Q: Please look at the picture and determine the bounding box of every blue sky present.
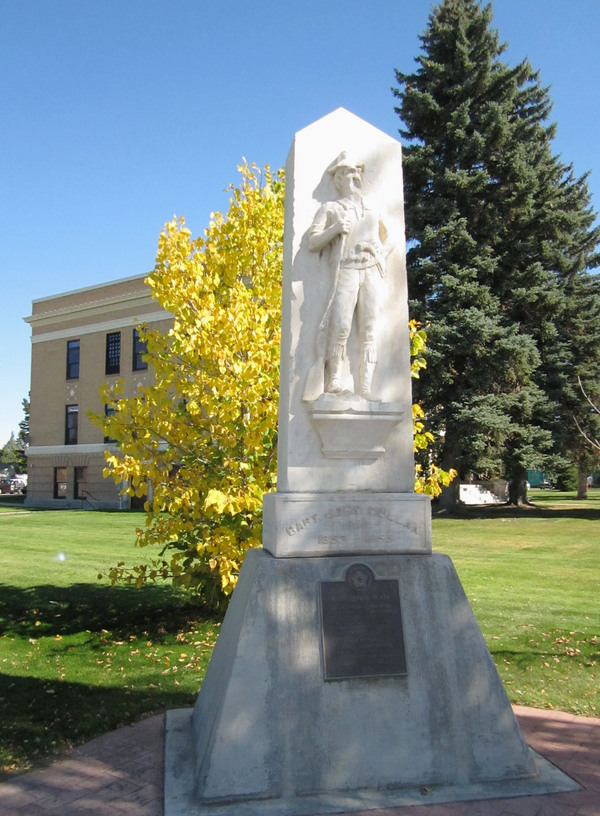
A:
[1,0,599,445]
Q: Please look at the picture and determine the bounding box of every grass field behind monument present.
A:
[434,490,599,718]
[0,491,598,776]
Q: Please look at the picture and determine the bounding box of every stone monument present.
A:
[164,109,579,815]
[265,107,431,559]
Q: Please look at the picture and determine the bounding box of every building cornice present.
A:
[24,290,163,327]
[28,310,171,344]
[30,273,150,306]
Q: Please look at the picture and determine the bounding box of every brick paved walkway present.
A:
[0,715,163,816]
[0,706,598,815]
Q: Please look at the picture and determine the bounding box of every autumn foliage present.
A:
[93,163,283,608]
[410,320,457,497]
[94,163,453,609]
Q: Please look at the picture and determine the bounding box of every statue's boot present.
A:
[326,357,344,394]
[359,361,376,398]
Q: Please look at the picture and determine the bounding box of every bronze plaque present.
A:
[319,564,407,681]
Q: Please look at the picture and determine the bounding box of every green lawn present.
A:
[433,489,599,718]
[0,491,598,777]
[0,508,220,775]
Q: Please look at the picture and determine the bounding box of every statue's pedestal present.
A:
[305,393,404,460]
[164,549,579,816]
[263,491,431,557]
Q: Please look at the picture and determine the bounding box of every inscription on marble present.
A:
[284,504,420,538]
[285,514,319,537]
[319,564,407,681]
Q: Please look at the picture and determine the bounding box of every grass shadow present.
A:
[0,582,219,776]
[0,671,193,776]
[433,501,600,522]
[0,582,217,641]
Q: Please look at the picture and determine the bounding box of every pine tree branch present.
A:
[578,375,600,416]
[574,416,600,452]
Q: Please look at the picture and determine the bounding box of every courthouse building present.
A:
[24,274,171,508]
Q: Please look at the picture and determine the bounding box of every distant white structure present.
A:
[459,479,509,505]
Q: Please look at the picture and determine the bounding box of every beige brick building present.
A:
[24,274,172,508]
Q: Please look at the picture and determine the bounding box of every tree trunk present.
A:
[508,466,529,505]
[576,465,588,500]
[436,443,461,511]
[437,477,460,512]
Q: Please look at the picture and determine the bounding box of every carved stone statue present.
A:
[304,151,391,400]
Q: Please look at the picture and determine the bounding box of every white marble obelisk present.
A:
[264,108,431,558]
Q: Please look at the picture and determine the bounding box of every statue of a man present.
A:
[304,151,390,400]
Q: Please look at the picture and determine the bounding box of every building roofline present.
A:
[30,272,151,306]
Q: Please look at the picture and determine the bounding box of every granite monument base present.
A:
[164,549,579,815]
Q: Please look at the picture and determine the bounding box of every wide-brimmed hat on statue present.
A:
[326,150,365,175]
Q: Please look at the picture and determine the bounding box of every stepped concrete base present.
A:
[164,549,580,815]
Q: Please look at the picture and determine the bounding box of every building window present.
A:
[132,329,148,371]
[74,466,88,500]
[105,332,121,375]
[104,404,117,444]
[66,339,80,379]
[65,404,78,445]
[54,467,67,499]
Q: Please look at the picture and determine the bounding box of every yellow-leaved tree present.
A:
[410,320,457,496]
[93,163,283,609]
[94,163,454,610]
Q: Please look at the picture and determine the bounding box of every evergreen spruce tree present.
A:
[393,0,600,504]
[0,433,19,467]
[16,396,29,474]
[557,269,600,497]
